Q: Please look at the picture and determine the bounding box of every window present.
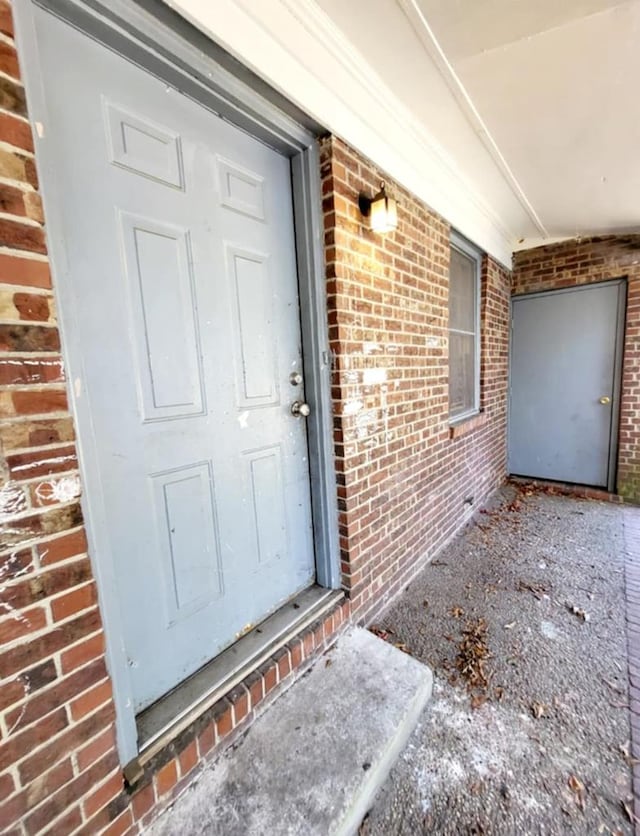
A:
[448,233,481,422]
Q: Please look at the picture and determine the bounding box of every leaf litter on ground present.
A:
[517,580,549,600]
[455,617,496,707]
[368,624,414,657]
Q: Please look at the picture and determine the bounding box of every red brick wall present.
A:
[320,135,511,621]
[512,236,640,500]
[0,4,124,831]
[0,5,511,830]
[0,5,350,833]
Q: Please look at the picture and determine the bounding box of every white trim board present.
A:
[162,0,518,266]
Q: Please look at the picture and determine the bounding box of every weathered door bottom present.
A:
[126,586,343,782]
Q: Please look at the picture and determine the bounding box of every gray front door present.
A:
[509,281,625,489]
[34,11,315,711]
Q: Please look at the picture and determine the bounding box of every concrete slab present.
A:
[148,627,433,836]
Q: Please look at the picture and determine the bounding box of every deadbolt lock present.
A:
[599,396,611,405]
[289,371,303,386]
[291,400,311,417]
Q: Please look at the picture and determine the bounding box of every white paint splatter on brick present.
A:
[0,552,31,581]
[4,674,31,737]
[11,454,76,474]
[363,368,387,385]
[34,474,81,505]
[0,482,27,522]
[0,357,61,384]
[355,410,379,441]
[0,547,38,740]
[343,400,363,416]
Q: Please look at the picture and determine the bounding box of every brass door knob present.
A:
[599,396,611,405]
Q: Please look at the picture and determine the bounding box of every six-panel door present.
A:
[34,10,315,711]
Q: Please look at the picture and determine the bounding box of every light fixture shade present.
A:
[370,190,398,233]
[358,182,398,233]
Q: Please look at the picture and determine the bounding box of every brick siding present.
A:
[320,135,511,621]
[512,236,640,501]
[0,3,348,830]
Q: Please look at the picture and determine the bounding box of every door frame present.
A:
[14,0,340,764]
[508,278,627,492]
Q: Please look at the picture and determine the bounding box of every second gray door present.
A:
[34,10,315,711]
[509,281,625,489]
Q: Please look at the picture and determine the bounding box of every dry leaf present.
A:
[621,799,639,824]
[448,606,465,618]
[603,678,624,695]
[568,774,584,794]
[470,694,487,710]
[325,658,333,668]
[358,812,370,835]
[568,774,586,812]
[368,625,389,640]
[517,580,549,600]
[566,603,590,622]
[598,825,624,835]
[618,742,640,766]
[531,701,548,719]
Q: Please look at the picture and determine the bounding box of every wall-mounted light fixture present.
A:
[358,181,398,233]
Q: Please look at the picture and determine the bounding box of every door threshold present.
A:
[132,586,342,771]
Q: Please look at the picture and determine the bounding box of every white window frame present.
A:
[449,231,482,423]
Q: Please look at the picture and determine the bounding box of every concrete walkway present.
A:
[148,627,432,835]
[363,484,637,835]
[147,485,638,835]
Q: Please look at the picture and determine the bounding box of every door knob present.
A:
[599,396,611,405]
[291,400,311,417]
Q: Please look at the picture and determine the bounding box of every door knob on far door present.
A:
[599,396,611,405]
[291,400,311,417]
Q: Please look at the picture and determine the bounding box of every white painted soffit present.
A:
[417,0,640,246]
[162,0,533,266]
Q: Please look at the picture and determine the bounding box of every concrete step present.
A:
[148,626,433,836]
